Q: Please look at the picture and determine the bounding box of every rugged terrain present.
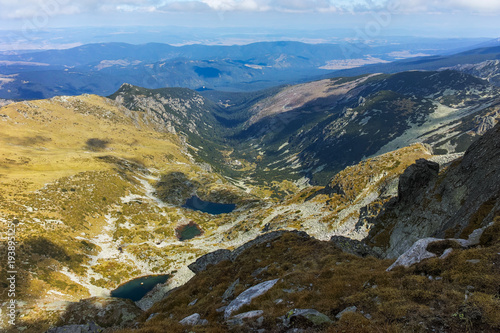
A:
[115,122,499,332]
[110,70,500,184]
[0,70,499,332]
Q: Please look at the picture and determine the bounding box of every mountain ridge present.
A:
[4,38,500,100]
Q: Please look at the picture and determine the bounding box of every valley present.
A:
[0,42,499,333]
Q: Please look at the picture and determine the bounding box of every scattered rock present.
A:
[46,322,103,333]
[466,259,481,264]
[179,313,208,326]
[335,306,357,320]
[188,299,198,306]
[284,308,333,328]
[222,278,240,302]
[146,313,158,322]
[226,310,264,327]
[225,279,279,319]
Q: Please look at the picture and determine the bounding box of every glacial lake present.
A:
[176,222,203,241]
[110,275,170,302]
[182,195,236,215]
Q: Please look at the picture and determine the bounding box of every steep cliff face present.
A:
[367,122,500,258]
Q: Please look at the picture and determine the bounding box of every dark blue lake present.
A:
[182,195,236,215]
[110,275,170,302]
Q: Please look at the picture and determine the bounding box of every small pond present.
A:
[182,195,236,215]
[110,275,170,302]
[176,222,203,241]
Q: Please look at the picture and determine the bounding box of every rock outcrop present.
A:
[284,309,333,328]
[179,313,208,326]
[224,279,279,319]
[188,249,231,274]
[367,122,500,258]
[386,222,493,270]
[397,158,439,202]
[226,310,264,327]
[188,231,310,273]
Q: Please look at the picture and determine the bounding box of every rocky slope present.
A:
[0,92,449,332]
[93,123,499,333]
[0,98,14,107]
[367,122,500,258]
[46,224,499,332]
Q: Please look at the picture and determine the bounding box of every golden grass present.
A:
[0,95,188,193]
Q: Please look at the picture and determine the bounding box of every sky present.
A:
[0,0,499,41]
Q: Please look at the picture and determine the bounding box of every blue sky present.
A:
[0,0,499,38]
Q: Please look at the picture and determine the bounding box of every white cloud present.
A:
[1,0,499,21]
[0,0,162,19]
[158,0,339,12]
[270,0,337,13]
[158,1,210,11]
[393,0,500,14]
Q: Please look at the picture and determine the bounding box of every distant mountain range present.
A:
[2,38,500,99]
[327,42,500,80]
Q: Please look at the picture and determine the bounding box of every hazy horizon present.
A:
[0,0,499,52]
